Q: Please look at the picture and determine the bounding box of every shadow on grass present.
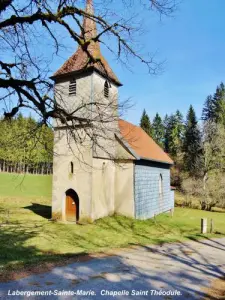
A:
[23,203,51,219]
[0,223,93,281]
[0,222,225,300]
[1,204,225,299]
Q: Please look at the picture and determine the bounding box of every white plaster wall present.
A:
[52,71,125,222]
[53,73,94,221]
[91,72,119,159]
[115,161,135,218]
[115,137,136,160]
[92,158,115,220]
[52,128,93,222]
[54,73,93,127]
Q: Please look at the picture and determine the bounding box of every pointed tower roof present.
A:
[52,0,122,86]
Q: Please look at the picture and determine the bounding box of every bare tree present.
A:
[200,121,225,210]
[182,122,225,211]
[0,0,177,160]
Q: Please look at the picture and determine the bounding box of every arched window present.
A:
[69,78,76,95]
[104,81,109,98]
[159,174,163,200]
[70,162,74,174]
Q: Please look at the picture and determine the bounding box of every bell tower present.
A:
[51,0,122,222]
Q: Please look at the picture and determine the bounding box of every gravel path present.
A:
[0,237,225,299]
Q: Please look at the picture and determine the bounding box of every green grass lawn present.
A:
[0,173,52,198]
[0,173,225,277]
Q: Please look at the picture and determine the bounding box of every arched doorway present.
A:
[65,189,79,222]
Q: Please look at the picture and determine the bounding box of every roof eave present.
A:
[50,68,92,82]
[139,156,174,165]
[50,66,123,87]
[93,68,123,87]
[116,133,174,165]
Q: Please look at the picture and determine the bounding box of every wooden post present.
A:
[201,218,207,234]
[210,219,214,234]
[6,210,10,224]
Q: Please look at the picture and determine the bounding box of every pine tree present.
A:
[163,111,184,157]
[214,83,225,125]
[140,109,152,136]
[169,110,185,158]
[175,110,185,138]
[202,95,215,121]
[163,114,170,153]
[152,113,164,147]
[202,82,225,125]
[183,105,202,176]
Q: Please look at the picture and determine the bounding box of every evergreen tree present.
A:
[152,113,164,147]
[169,111,184,157]
[214,83,225,126]
[163,114,170,153]
[140,109,152,136]
[202,95,215,121]
[175,110,185,138]
[183,105,202,176]
[202,82,225,125]
[213,83,225,118]
[167,115,178,157]
[163,111,184,157]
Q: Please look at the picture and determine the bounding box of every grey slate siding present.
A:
[134,161,174,219]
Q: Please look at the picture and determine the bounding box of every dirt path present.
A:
[0,238,225,299]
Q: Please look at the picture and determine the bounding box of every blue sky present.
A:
[2,0,225,125]
[97,0,225,125]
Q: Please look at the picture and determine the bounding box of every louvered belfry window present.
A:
[69,79,76,95]
[104,81,109,98]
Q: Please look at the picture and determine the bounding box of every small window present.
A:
[69,79,76,95]
[70,162,74,174]
[104,81,109,98]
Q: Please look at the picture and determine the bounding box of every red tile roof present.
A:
[119,119,173,164]
[52,0,121,86]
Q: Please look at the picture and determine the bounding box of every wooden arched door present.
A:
[65,189,79,222]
